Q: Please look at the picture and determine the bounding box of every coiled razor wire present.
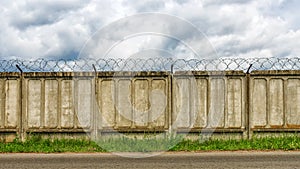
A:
[1,57,300,72]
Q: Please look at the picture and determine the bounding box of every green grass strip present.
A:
[170,136,300,151]
[0,135,300,153]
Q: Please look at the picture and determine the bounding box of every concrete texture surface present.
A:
[1,70,300,140]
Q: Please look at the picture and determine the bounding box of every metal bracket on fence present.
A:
[16,64,23,74]
[92,64,97,74]
[246,64,253,74]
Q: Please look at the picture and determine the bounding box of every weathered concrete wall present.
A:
[0,73,20,129]
[0,73,20,141]
[96,72,170,131]
[1,70,300,140]
[172,71,246,135]
[23,72,94,133]
[21,71,170,137]
[250,70,300,134]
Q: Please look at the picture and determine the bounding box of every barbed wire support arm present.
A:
[246,64,253,74]
[16,64,23,74]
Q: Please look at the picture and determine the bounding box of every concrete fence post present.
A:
[169,64,174,137]
[92,64,98,140]
[15,65,26,141]
[246,64,253,139]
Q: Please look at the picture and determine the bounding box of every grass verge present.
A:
[0,135,300,153]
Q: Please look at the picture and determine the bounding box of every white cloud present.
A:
[0,0,300,60]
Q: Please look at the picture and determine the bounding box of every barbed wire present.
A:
[1,57,300,72]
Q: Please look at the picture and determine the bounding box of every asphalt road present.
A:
[0,152,299,169]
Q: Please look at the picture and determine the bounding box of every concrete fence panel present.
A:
[172,71,247,135]
[96,72,170,132]
[0,73,20,141]
[250,70,300,134]
[0,73,20,130]
[23,72,94,134]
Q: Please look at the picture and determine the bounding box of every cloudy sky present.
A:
[1,0,300,60]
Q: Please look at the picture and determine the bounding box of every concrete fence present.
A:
[0,72,20,142]
[172,71,246,134]
[0,70,300,141]
[249,70,300,136]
